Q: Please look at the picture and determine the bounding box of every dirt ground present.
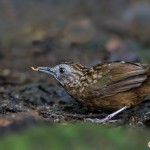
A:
[1,0,150,135]
[0,40,150,135]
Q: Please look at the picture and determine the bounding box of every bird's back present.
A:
[66,62,150,111]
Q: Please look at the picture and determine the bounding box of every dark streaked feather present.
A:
[97,74,147,98]
[86,62,149,98]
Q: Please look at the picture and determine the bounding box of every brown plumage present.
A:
[32,61,150,122]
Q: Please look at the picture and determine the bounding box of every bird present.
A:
[31,61,150,123]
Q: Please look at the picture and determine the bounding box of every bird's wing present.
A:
[87,62,149,98]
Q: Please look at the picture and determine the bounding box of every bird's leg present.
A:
[85,106,129,123]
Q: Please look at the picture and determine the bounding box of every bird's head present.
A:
[32,62,87,86]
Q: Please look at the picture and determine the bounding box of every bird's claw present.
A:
[84,118,118,123]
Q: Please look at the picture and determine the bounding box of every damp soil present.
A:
[1,1,150,133]
[0,41,150,135]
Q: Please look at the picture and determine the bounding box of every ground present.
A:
[1,0,150,135]
[0,41,150,135]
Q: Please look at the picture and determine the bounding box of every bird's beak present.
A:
[31,67,55,75]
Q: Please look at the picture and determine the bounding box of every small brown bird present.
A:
[32,61,150,123]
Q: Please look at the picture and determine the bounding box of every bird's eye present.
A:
[59,67,65,74]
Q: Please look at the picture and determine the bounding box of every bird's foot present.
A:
[85,106,128,123]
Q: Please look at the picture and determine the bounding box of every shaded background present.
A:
[1,0,150,71]
[0,0,150,150]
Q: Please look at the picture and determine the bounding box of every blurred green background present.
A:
[1,124,150,150]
